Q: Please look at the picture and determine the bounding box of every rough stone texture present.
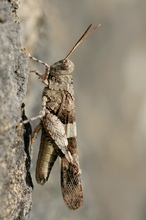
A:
[0,1,33,220]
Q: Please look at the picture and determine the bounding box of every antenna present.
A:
[64,23,101,60]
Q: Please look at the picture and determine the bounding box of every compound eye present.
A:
[60,59,74,74]
[65,63,69,70]
[62,59,67,69]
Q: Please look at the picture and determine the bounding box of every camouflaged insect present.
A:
[23,23,100,210]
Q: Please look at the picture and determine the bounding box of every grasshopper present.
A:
[22,23,100,210]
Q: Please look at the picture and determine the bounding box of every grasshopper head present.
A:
[50,24,100,77]
[50,59,75,76]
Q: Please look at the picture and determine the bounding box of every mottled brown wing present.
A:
[35,126,58,185]
[61,140,83,210]
[59,91,83,209]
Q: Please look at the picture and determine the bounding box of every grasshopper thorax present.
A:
[50,59,75,76]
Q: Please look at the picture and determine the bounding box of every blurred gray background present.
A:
[19,0,146,219]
